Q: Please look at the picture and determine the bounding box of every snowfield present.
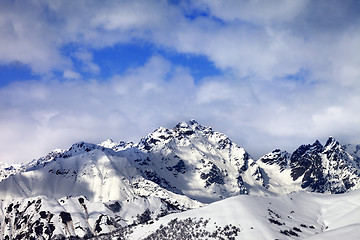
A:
[129,190,360,240]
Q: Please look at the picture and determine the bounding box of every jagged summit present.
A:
[98,138,117,148]
[137,119,214,152]
[324,136,341,151]
[174,119,208,131]
[258,137,360,194]
[259,149,291,172]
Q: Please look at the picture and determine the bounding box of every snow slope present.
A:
[128,189,360,240]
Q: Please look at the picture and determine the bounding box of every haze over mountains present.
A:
[0,120,359,239]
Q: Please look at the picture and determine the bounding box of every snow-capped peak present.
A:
[176,119,199,128]
[137,119,209,152]
[98,138,117,148]
[173,119,209,133]
[324,136,340,151]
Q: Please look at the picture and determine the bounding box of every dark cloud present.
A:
[292,0,360,35]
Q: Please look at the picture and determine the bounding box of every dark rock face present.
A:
[137,209,152,224]
[260,149,290,172]
[290,141,324,182]
[142,170,183,195]
[59,212,72,224]
[167,160,186,174]
[236,176,248,194]
[260,137,360,194]
[106,201,121,213]
[172,160,186,173]
[289,138,360,193]
[200,164,225,188]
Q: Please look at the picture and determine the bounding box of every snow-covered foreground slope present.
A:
[128,189,360,240]
[2,189,359,239]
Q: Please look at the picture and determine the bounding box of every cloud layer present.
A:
[0,0,360,163]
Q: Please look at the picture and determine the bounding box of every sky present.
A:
[0,0,360,164]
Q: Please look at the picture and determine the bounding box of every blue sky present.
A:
[0,0,360,163]
[0,42,221,86]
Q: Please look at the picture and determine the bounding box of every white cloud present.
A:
[191,0,307,23]
[72,50,100,74]
[0,1,360,163]
[1,55,360,163]
[0,56,195,163]
[1,0,359,85]
[0,1,70,73]
[63,70,81,79]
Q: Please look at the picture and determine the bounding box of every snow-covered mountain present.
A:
[0,120,359,239]
[0,120,267,203]
[258,137,360,194]
[0,162,21,182]
[134,120,267,202]
[0,141,203,239]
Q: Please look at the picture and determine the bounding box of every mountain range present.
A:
[0,120,359,239]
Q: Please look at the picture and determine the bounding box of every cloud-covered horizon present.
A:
[0,0,360,163]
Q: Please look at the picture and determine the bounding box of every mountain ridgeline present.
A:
[0,120,359,239]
